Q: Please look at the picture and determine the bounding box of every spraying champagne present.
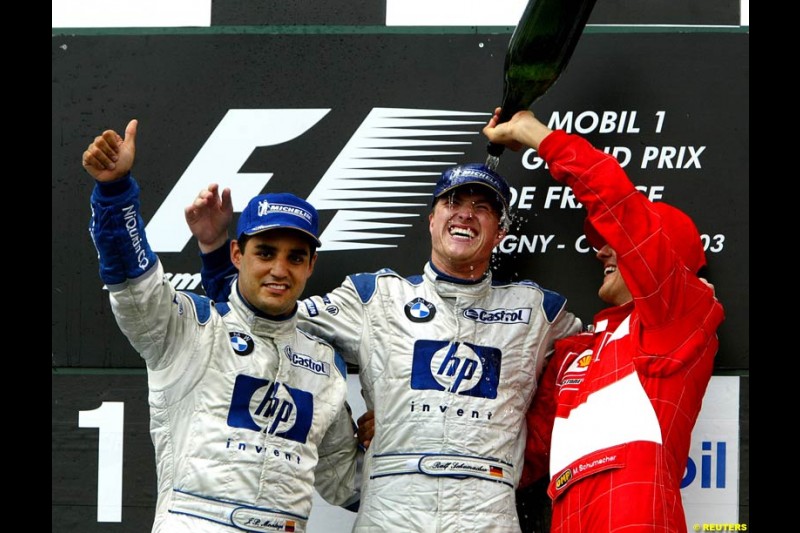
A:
[486,0,598,169]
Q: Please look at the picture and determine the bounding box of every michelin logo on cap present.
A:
[257,199,314,223]
[237,192,321,246]
[451,166,500,183]
[432,163,511,212]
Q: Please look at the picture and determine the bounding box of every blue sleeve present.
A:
[89,174,158,285]
[200,239,237,302]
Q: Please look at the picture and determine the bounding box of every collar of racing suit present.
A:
[424,261,492,300]
[228,283,299,339]
[590,300,635,335]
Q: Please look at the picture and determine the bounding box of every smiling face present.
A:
[231,229,317,318]
[428,186,507,280]
[595,244,633,306]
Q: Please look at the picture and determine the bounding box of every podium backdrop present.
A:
[52,2,749,531]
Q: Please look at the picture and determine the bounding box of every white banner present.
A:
[51,0,211,28]
[386,0,527,26]
[682,376,741,530]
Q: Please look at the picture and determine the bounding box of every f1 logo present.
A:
[146,109,331,252]
[144,107,488,253]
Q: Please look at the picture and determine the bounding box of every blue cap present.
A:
[432,163,511,213]
[236,193,321,247]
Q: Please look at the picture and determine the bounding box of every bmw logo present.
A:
[404,298,436,322]
[229,332,255,356]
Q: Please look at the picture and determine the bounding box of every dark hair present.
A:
[236,233,317,257]
[236,234,252,253]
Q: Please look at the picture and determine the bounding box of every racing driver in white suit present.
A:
[83,119,361,533]
[191,159,582,532]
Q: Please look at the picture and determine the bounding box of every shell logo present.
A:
[577,354,593,368]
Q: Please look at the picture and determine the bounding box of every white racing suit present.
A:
[203,256,582,532]
[90,175,360,533]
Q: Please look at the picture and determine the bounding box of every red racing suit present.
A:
[523,130,725,532]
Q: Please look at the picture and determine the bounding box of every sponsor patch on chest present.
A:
[227,374,314,444]
[405,297,436,322]
[284,346,330,376]
[229,332,255,356]
[463,307,532,324]
[411,340,501,399]
[558,349,592,390]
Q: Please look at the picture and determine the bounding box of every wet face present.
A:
[428,187,506,279]
[595,244,632,306]
[231,229,317,318]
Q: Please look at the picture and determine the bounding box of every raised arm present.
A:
[185,184,238,301]
[84,119,159,287]
[82,119,138,183]
[85,119,209,374]
[482,106,552,151]
[484,108,716,329]
[185,183,233,254]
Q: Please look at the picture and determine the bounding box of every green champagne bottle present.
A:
[486,0,598,168]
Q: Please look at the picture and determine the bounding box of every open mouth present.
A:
[449,225,476,239]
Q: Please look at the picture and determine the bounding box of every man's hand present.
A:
[356,410,375,450]
[82,119,138,182]
[482,108,553,151]
[185,183,233,254]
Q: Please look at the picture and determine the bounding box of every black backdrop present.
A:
[53,4,748,530]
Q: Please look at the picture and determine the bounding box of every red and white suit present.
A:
[523,130,725,532]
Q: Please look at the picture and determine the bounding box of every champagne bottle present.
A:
[486,0,597,168]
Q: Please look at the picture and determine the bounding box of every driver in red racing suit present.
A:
[484,108,725,533]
